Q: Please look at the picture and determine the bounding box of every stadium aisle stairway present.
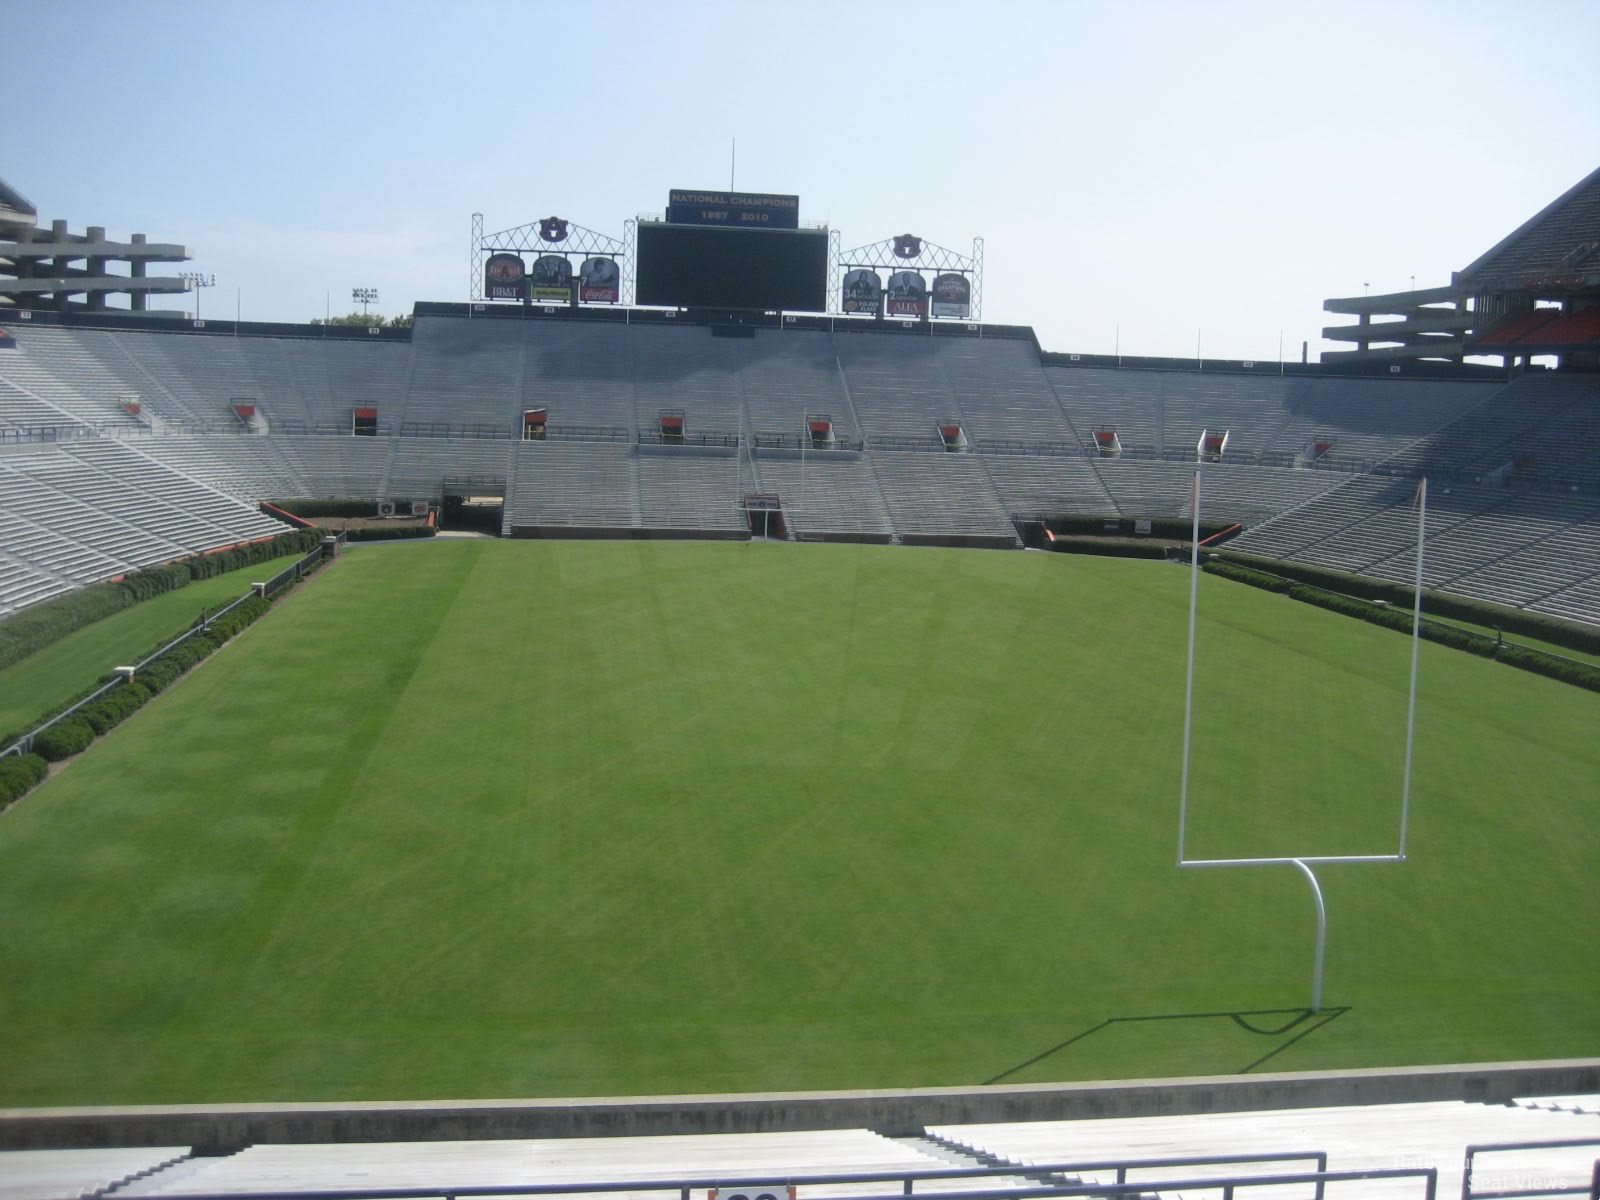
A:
[0,1147,192,1200]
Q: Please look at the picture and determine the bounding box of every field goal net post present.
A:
[1176,449,1428,1012]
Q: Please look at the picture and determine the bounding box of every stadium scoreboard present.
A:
[638,186,826,313]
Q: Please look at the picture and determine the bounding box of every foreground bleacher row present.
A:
[1,317,1597,624]
[2,1098,1595,1200]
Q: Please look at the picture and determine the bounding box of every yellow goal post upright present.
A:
[1175,436,1428,1013]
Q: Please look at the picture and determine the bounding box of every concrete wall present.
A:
[1,1058,1596,1154]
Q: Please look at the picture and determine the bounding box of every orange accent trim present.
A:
[1198,522,1243,548]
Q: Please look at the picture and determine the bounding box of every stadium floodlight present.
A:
[1175,455,1427,1013]
[352,286,379,318]
[179,271,215,320]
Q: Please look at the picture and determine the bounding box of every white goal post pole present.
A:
[1290,858,1327,1013]
[1398,476,1426,859]
[1176,463,1202,866]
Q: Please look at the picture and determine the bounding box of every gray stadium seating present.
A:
[2,315,1596,625]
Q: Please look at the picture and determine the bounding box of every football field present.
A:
[0,539,1593,1106]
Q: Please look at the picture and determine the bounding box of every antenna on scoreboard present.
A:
[730,138,736,191]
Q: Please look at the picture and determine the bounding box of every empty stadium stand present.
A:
[2,312,1597,625]
[0,437,289,616]
[4,1096,1595,1200]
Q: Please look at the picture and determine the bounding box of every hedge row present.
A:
[1203,558,1293,594]
[1047,535,1170,559]
[137,632,222,694]
[186,528,322,579]
[1213,550,1600,656]
[1048,516,1234,540]
[271,498,378,518]
[0,528,322,671]
[336,525,437,542]
[0,753,48,812]
[1203,560,1600,692]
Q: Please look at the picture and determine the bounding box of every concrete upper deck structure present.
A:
[0,176,191,318]
[1322,166,1600,368]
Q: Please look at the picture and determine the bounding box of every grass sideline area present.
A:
[0,541,1593,1106]
[0,553,307,737]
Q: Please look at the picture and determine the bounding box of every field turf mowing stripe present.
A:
[0,541,1593,1105]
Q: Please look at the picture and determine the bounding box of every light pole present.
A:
[352,286,379,320]
[180,271,215,319]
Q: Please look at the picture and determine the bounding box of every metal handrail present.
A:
[116,1163,1437,1200]
[1462,1138,1600,1200]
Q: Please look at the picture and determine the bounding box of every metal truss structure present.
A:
[834,233,984,319]
[469,213,626,303]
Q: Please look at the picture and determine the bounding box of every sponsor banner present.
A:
[579,256,620,303]
[930,272,971,319]
[484,252,526,301]
[886,270,927,317]
[667,188,800,230]
[841,269,881,315]
[531,254,573,302]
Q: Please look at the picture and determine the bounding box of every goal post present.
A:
[1175,462,1428,1011]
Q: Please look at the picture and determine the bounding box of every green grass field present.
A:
[0,540,1593,1107]
[0,553,308,735]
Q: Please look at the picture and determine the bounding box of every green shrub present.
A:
[270,498,379,518]
[1047,535,1168,559]
[186,529,321,579]
[338,525,436,542]
[1048,515,1234,540]
[119,562,192,602]
[78,682,152,735]
[137,658,181,693]
[0,753,48,808]
[1203,559,1292,593]
[206,597,271,641]
[1207,559,1600,692]
[33,717,95,762]
[1214,551,1600,656]
[1497,644,1600,692]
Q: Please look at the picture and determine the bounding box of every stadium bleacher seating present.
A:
[7,1095,1596,1200]
[930,1100,1600,1200]
[1,314,1597,625]
[0,438,288,615]
[112,1129,994,1199]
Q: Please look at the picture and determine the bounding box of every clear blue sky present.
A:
[8,0,1598,360]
